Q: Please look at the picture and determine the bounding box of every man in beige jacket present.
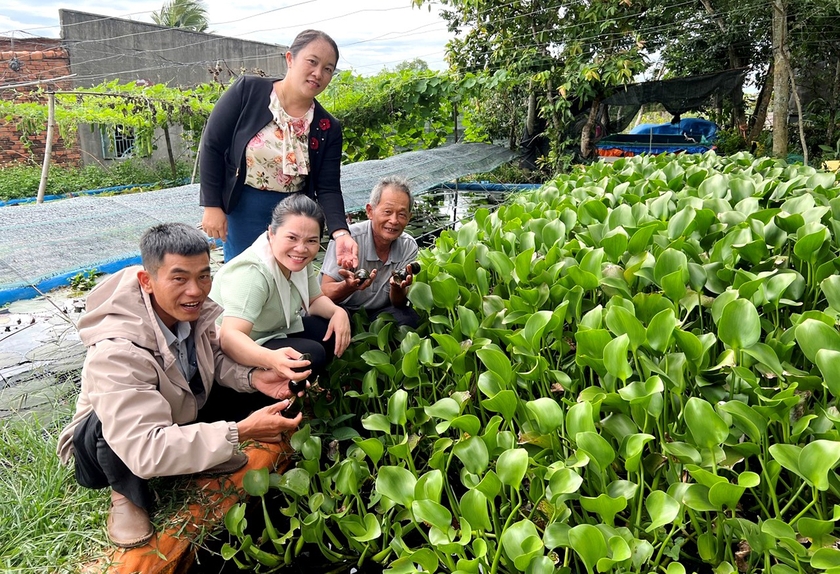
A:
[57,222,309,548]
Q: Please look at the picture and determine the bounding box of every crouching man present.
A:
[57,223,305,548]
[320,175,420,328]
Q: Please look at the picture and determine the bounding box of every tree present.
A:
[393,59,430,73]
[644,0,840,159]
[151,0,210,33]
[413,0,647,166]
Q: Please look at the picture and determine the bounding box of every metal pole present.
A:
[37,92,56,204]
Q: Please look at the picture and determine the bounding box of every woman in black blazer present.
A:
[199,29,358,267]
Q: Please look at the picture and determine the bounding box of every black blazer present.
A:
[199,75,347,234]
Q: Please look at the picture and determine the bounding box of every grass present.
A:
[0,159,194,202]
[0,398,111,573]
[0,375,245,573]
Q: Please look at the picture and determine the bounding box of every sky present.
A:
[0,0,454,74]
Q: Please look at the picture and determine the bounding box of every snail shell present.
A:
[354,268,370,281]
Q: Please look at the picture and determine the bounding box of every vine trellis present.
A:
[0,80,224,202]
[0,69,520,202]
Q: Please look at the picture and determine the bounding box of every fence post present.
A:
[37,92,56,204]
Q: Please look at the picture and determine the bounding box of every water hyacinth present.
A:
[225,152,840,574]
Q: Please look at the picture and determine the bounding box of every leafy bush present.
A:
[225,152,840,574]
[460,161,550,185]
[0,159,192,201]
[326,68,512,163]
[713,127,750,155]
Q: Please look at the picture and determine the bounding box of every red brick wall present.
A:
[0,37,81,167]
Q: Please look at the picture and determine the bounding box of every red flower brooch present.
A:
[310,137,319,150]
[319,118,331,131]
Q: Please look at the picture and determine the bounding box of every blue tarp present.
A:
[629,118,718,142]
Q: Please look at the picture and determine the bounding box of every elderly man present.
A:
[57,223,306,549]
[320,175,420,328]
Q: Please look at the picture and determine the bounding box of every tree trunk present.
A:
[772,0,789,158]
[699,0,746,129]
[37,92,56,204]
[543,76,563,139]
[580,98,601,160]
[828,59,840,146]
[526,88,537,137]
[749,63,774,143]
[529,21,562,145]
[522,86,537,151]
[786,57,808,165]
[510,96,518,150]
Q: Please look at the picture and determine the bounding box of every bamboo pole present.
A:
[37,92,56,204]
[191,131,203,184]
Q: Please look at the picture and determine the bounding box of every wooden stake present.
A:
[37,92,56,204]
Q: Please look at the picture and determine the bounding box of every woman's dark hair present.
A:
[140,223,210,276]
[269,194,326,237]
[289,29,339,63]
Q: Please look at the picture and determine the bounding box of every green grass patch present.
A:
[0,378,242,572]
[0,159,193,202]
[0,402,111,573]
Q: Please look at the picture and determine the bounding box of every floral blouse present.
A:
[243,91,314,192]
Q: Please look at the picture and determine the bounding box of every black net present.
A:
[603,68,747,117]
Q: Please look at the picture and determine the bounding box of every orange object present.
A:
[81,441,294,574]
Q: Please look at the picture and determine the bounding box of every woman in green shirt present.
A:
[210,194,351,384]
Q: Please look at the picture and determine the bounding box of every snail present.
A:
[288,353,311,394]
[354,268,370,281]
[288,378,307,394]
[392,261,421,282]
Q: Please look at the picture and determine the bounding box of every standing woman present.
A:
[199,29,358,267]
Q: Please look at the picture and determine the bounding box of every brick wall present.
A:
[0,37,82,167]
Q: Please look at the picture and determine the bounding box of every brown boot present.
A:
[108,490,154,548]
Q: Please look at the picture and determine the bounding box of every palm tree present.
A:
[151,0,211,33]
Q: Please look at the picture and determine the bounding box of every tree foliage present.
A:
[412,0,840,165]
[323,67,509,162]
[413,0,647,165]
[0,68,509,172]
[151,0,211,32]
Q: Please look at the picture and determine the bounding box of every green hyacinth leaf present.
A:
[718,298,761,350]
[685,397,730,450]
[525,397,565,435]
[411,499,452,532]
[604,333,633,382]
[496,448,529,489]
[453,436,490,475]
[460,488,492,531]
[243,467,270,497]
[798,439,840,491]
[645,490,681,532]
[501,519,544,572]
[568,524,608,574]
[376,466,417,507]
[815,349,840,397]
[795,318,840,363]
